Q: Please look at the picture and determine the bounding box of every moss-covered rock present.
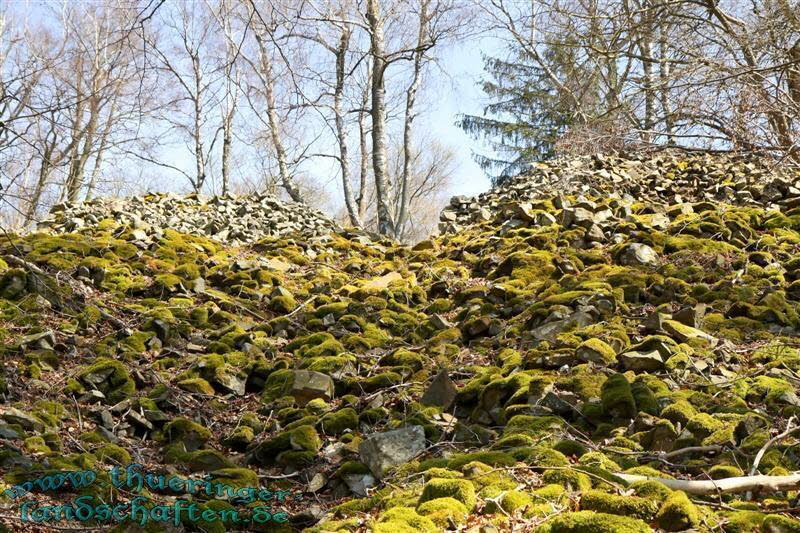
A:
[419,478,477,510]
[654,490,700,531]
[536,510,652,532]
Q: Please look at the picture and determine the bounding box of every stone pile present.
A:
[6,152,800,531]
[440,151,800,233]
[38,192,339,245]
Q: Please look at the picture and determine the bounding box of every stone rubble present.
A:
[440,151,800,234]
[39,192,339,245]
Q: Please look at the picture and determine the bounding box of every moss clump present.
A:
[762,514,800,532]
[708,464,744,479]
[580,490,657,520]
[153,273,183,292]
[503,415,564,438]
[537,510,651,532]
[269,295,297,313]
[629,480,672,502]
[374,507,437,533]
[380,349,425,370]
[419,478,477,510]
[177,378,215,395]
[630,381,658,415]
[655,490,700,531]
[601,373,636,419]
[448,451,516,471]
[261,369,295,402]
[319,408,358,435]
[576,339,617,364]
[541,469,592,492]
[288,424,322,452]
[163,418,212,450]
[686,413,724,440]
[721,510,766,532]
[553,440,589,457]
[75,358,136,404]
[95,444,132,465]
[661,400,697,427]
[416,497,468,527]
[0,268,28,299]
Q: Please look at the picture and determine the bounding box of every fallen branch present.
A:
[746,415,797,499]
[616,472,800,496]
[750,416,797,477]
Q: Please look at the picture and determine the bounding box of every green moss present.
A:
[661,400,697,427]
[288,424,322,452]
[750,376,794,404]
[448,451,516,470]
[503,415,564,438]
[76,358,136,404]
[578,452,620,472]
[491,489,534,515]
[686,413,725,440]
[0,269,29,299]
[416,497,468,527]
[95,444,132,465]
[419,478,477,510]
[269,295,297,313]
[24,436,51,454]
[629,480,672,502]
[319,408,358,435]
[514,446,570,467]
[153,273,183,292]
[537,510,651,532]
[358,372,402,392]
[577,339,617,364]
[532,484,568,504]
[762,514,800,532]
[551,440,587,458]
[177,378,215,395]
[708,464,744,480]
[580,490,658,520]
[163,418,212,448]
[541,469,592,492]
[719,510,765,533]
[380,349,425,370]
[653,490,699,531]
[601,373,636,419]
[374,507,437,533]
[261,369,295,403]
[173,263,201,280]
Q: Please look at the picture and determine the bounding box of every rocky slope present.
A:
[39,192,339,246]
[2,152,800,532]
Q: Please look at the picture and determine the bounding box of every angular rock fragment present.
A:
[359,425,426,479]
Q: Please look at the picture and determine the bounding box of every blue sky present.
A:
[423,42,493,198]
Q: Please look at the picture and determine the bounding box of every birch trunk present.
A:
[255,32,302,203]
[366,0,393,235]
[395,0,429,240]
[334,26,362,227]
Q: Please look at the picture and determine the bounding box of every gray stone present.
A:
[618,243,659,267]
[0,424,22,439]
[618,350,666,371]
[359,425,426,479]
[663,320,718,348]
[673,304,707,328]
[19,330,56,351]
[428,314,453,330]
[290,370,334,406]
[530,311,594,342]
[0,407,44,432]
[307,472,327,493]
[342,473,376,497]
[421,370,458,410]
